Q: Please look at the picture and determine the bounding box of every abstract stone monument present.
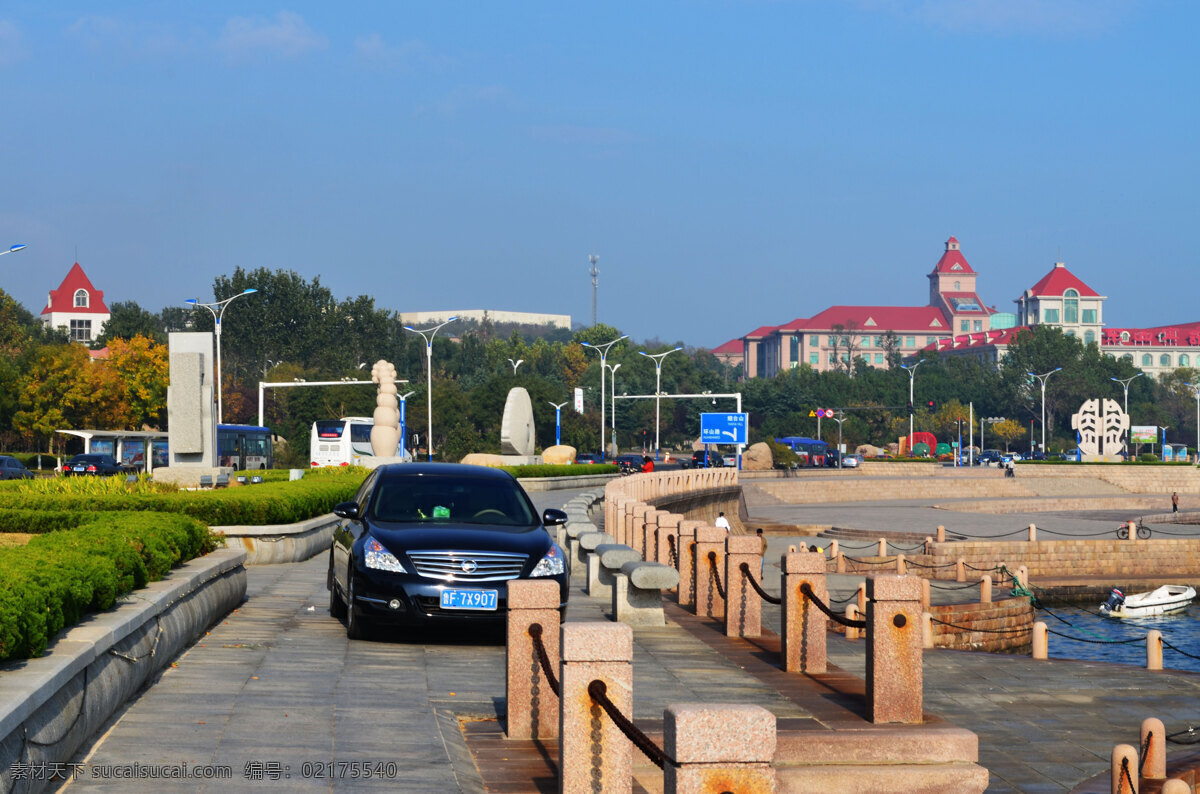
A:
[500,387,537,464]
[154,332,230,486]
[1071,397,1128,462]
[370,360,401,458]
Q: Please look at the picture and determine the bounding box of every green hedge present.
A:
[0,471,365,526]
[502,463,619,478]
[0,512,219,661]
[0,509,91,535]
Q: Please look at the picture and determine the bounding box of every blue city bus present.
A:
[217,424,274,470]
[775,436,829,467]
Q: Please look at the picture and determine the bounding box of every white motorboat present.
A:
[1099,585,1196,619]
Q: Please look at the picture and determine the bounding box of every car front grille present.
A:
[407,550,528,582]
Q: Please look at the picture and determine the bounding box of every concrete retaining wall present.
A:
[212,514,335,564]
[0,549,247,793]
[928,598,1032,653]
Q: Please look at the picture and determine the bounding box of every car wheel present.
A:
[345,568,368,640]
[328,559,347,621]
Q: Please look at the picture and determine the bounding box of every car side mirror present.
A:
[542,508,568,527]
[333,501,361,520]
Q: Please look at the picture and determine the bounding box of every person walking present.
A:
[715,512,731,531]
[1172,491,1179,513]
[756,528,767,576]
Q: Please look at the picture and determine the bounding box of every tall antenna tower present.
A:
[588,254,600,326]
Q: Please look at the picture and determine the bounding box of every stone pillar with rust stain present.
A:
[677,520,702,609]
[865,574,923,724]
[633,503,654,558]
[663,704,776,794]
[781,550,827,673]
[656,513,682,567]
[724,534,763,638]
[506,580,561,739]
[694,526,727,620]
[559,622,634,794]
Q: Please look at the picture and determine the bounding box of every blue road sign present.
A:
[700,413,748,444]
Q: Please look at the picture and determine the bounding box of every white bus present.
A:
[310,417,405,467]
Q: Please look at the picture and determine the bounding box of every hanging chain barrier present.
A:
[963,562,1004,572]
[1119,756,1135,792]
[800,582,867,628]
[1045,628,1145,645]
[667,534,678,568]
[905,559,958,569]
[953,527,1032,540]
[706,552,726,600]
[928,616,1033,635]
[827,590,860,603]
[928,580,986,591]
[738,562,781,605]
[1116,523,1153,540]
[1139,729,1152,776]
[587,680,667,770]
[527,623,560,697]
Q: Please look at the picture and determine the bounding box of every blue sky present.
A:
[1,1,1196,349]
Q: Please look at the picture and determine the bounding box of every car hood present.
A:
[368,523,552,557]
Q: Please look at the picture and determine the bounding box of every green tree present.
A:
[96,301,164,346]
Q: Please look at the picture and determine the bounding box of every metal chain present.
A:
[707,552,726,600]
[1139,730,1152,776]
[928,616,1034,635]
[842,556,898,566]
[587,680,667,769]
[963,562,1003,572]
[905,559,958,569]
[1161,638,1200,661]
[667,534,678,568]
[1045,628,1145,645]
[527,623,561,697]
[928,580,986,591]
[738,562,781,605]
[800,582,867,628]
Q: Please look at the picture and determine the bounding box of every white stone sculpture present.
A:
[1071,398,1128,461]
[500,387,536,457]
[370,360,401,458]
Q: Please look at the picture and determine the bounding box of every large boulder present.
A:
[460,453,506,468]
[742,442,774,471]
[542,445,577,465]
[856,444,884,458]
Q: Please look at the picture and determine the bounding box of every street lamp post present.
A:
[1111,373,1144,458]
[186,288,258,425]
[548,401,568,447]
[581,335,627,460]
[638,347,682,461]
[1028,367,1062,455]
[0,244,28,258]
[607,362,622,457]
[1186,384,1200,464]
[404,317,458,462]
[900,360,926,456]
[399,391,416,460]
[507,358,524,375]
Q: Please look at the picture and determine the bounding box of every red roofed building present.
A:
[744,237,992,376]
[41,263,110,343]
[710,338,744,368]
[1015,261,1106,343]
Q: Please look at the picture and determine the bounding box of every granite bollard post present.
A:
[1141,717,1166,780]
[663,704,776,794]
[1032,621,1048,659]
[657,513,682,567]
[980,575,992,604]
[1147,630,1163,671]
[781,550,827,673]
[506,580,562,739]
[828,539,838,559]
[724,535,763,638]
[877,538,887,557]
[560,622,634,794]
[694,527,728,620]
[1111,744,1137,794]
[936,525,946,543]
[866,574,923,724]
[1028,523,1037,542]
[677,521,701,609]
[956,558,966,582]
[634,504,653,558]
[845,605,859,641]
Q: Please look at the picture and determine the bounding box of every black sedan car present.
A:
[0,456,34,480]
[328,463,569,638]
[61,454,134,476]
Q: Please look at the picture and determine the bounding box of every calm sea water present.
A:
[1035,598,1200,673]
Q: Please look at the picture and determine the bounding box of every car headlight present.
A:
[364,537,406,573]
[530,543,565,577]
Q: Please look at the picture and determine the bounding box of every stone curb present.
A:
[212,514,336,565]
[518,474,617,492]
[0,549,248,792]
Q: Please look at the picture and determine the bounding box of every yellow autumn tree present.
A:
[105,334,169,429]
[13,344,132,450]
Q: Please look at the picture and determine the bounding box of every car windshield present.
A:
[370,476,537,527]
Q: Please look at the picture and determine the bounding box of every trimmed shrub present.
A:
[500,463,619,478]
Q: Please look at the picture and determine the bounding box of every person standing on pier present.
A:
[1172,491,1179,513]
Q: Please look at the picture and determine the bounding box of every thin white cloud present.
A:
[0,20,27,66]
[354,33,452,71]
[217,11,326,61]
[67,15,193,58]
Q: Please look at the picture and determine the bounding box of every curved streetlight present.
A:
[639,347,682,461]
[548,401,569,447]
[0,244,28,258]
[1028,367,1062,455]
[581,335,627,460]
[1111,373,1144,458]
[900,359,926,456]
[507,358,524,375]
[404,317,458,462]
[185,288,258,425]
[606,362,622,457]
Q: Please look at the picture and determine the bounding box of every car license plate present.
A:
[440,589,498,611]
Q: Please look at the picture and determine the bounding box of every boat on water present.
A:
[1100,585,1197,619]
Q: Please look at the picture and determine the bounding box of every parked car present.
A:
[840,453,862,468]
[328,463,570,638]
[0,456,34,480]
[689,450,725,468]
[977,450,1004,466]
[61,454,134,476]
[574,453,601,464]
[723,454,737,467]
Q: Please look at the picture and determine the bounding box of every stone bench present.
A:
[573,530,615,578]
[586,543,644,598]
[613,561,679,625]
